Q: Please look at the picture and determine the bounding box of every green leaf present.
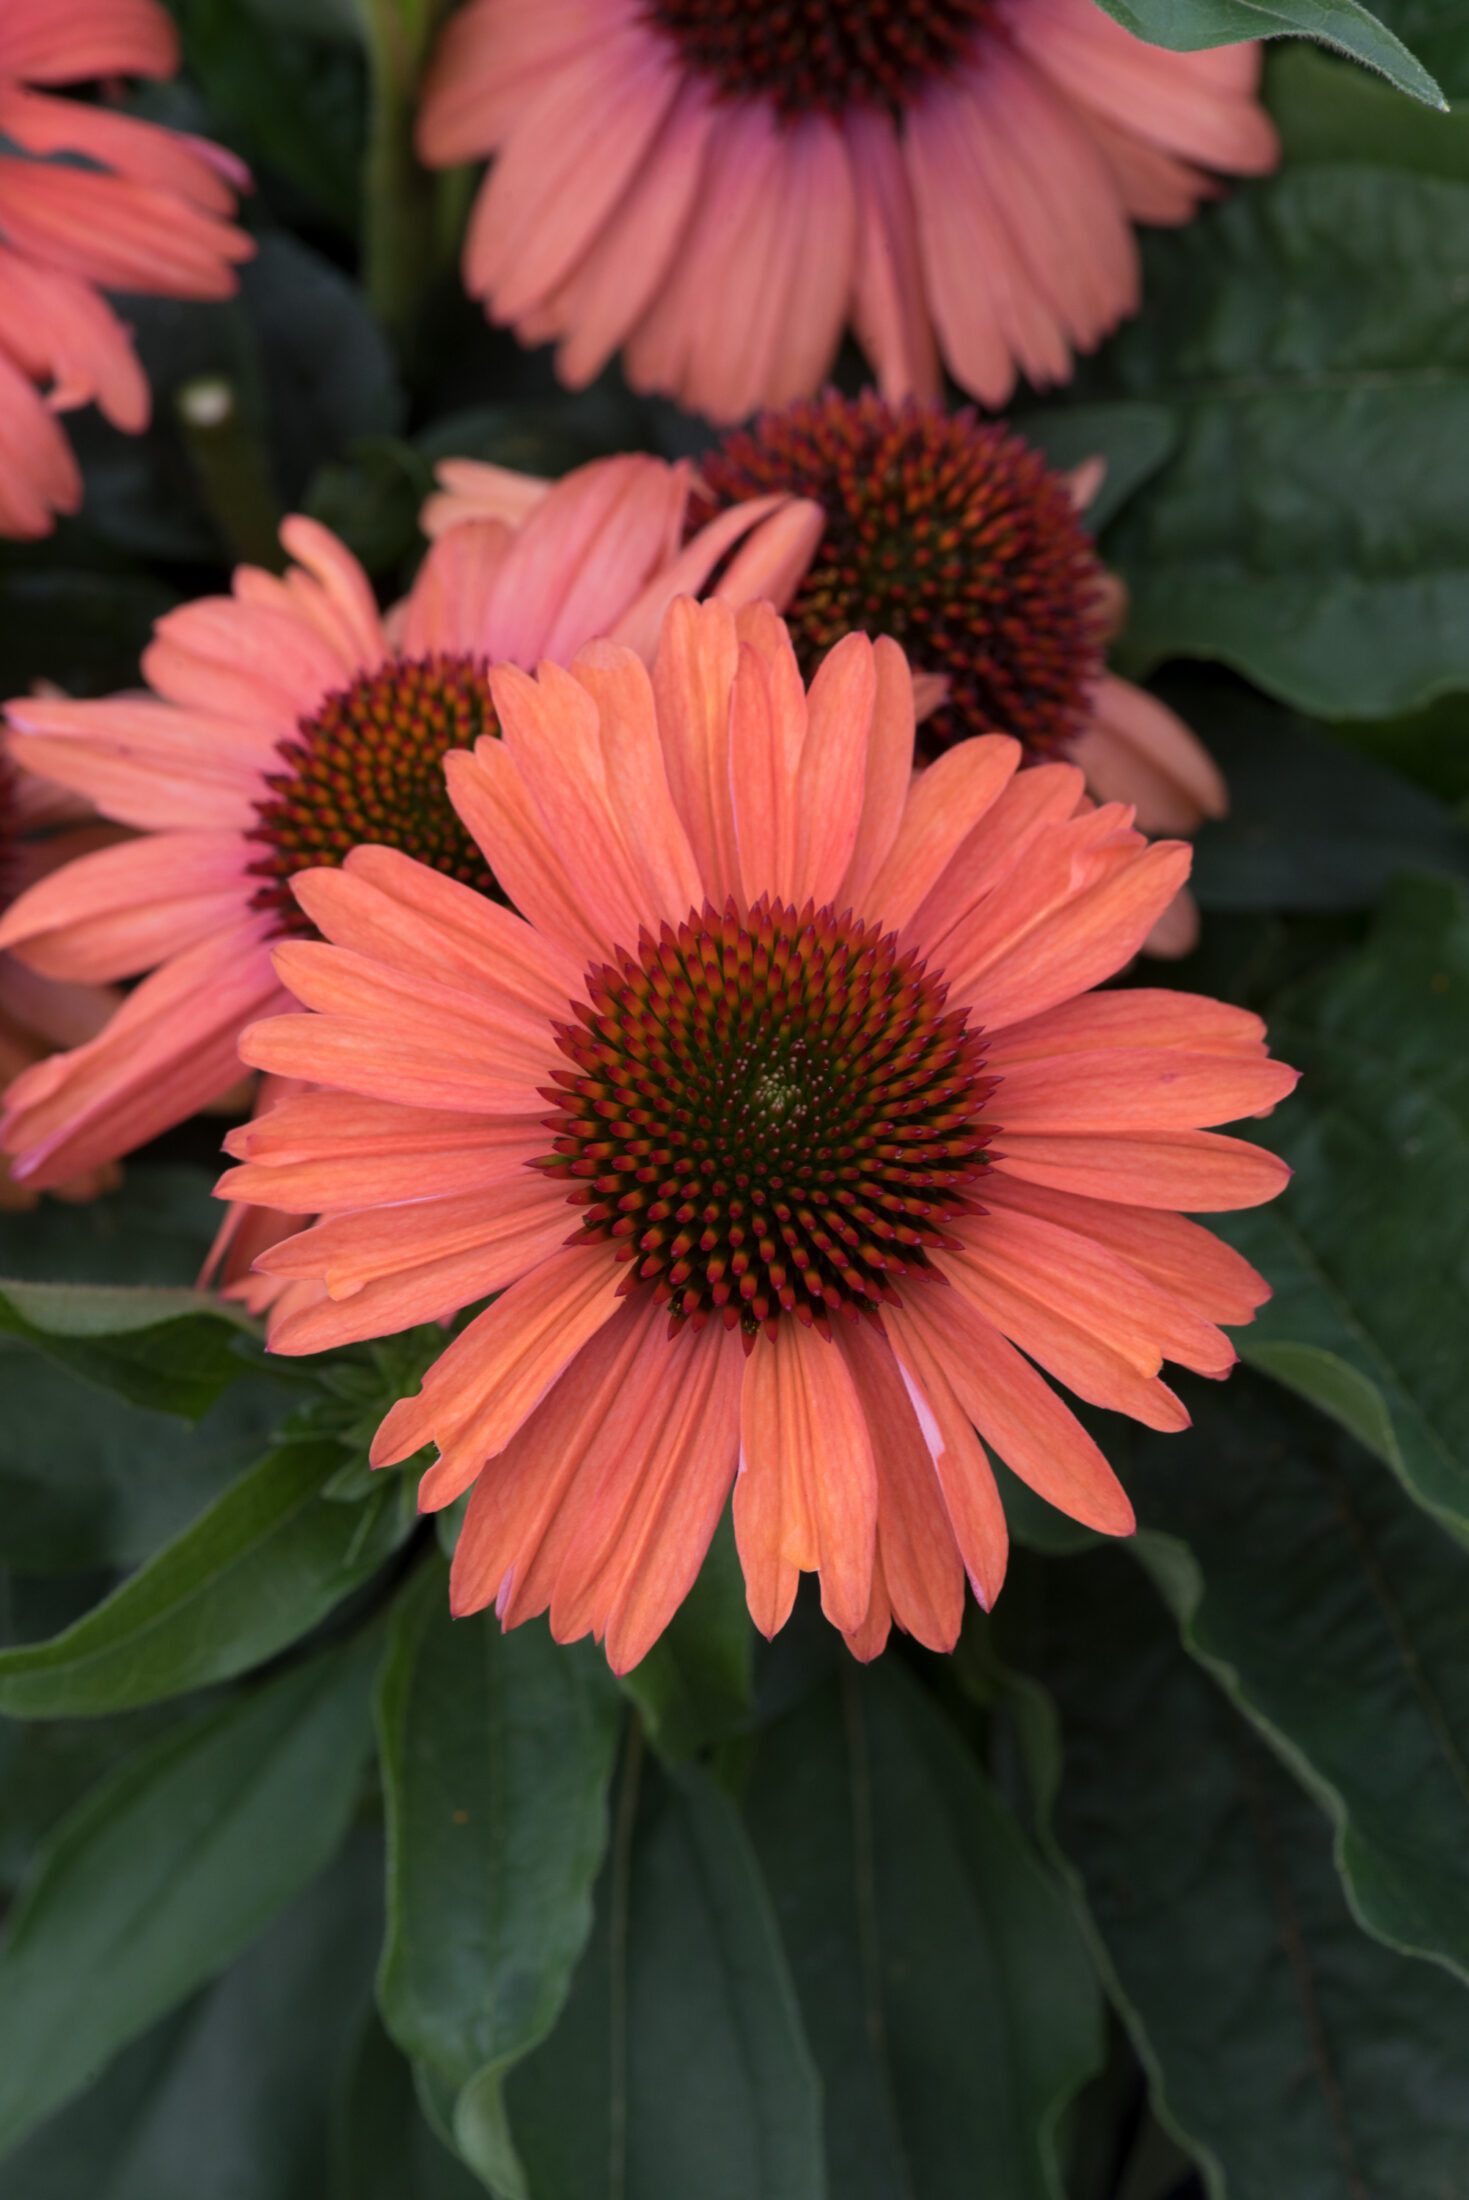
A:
[1001,1551,1469,2199]
[0,1278,257,1420]
[375,1559,623,2179]
[1090,0,1445,106]
[0,1352,290,1575]
[0,1834,383,2200]
[1009,402,1176,532]
[333,2015,488,2200]
[0,1628,379,2155]
[1176,681,1469,912]
[1367,0,1469,97]
[1090,163,1469,716]
[745,1660,1103,2200]
[617,1516,753,1762]
[1217,875,1469,1532]
[1269,43,1469,177]
[498,1751,824,2200]
[0,1164,231,1287]
[0,1439,409,1716]
[1116,1371,1469,1980]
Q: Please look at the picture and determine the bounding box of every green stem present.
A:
[358,0,454,353]
[174,376,284,571]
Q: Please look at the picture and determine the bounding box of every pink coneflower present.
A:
[0,0,253,537]
[0,456,820,1188]
[0,740,119,1208]
[222,598,1295,1671]
[427,392,1227,951]
[417,0,1277,422]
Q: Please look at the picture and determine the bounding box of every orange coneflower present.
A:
[0,457,819,1187]
[222,598,1295,1671]
[0,0,252,537]
[417,0,1276,422]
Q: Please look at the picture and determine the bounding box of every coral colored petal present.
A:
[838,636,917,915]
[267,938,560,1085]
[836,1326,965,1652]
[879,1306,1009,1611]
[550,1320,745,1672]
[653,597,742,906]
[609,493,821,663]
[568,642,705,927]
[846,105,941,403]
[449,1295,661,1623]
[393,519,511,658]
[6,697,268,830]
[293,848,583,1021]
[444,740,604,964]
[0,829,246,982]
[892,1284,1136,1536]
[993,1129,1292,1214]
[792,633,875,911]
[980,1173,1271,1330]
[0,0,178,81]
[992,1046,1300,1135]
[1072,675,1228,838]
[866,736,1021,933]
[735,1322,877,1638]
[2,921,285,1188]
[219,1092,546,1217]
[373,1248,625,1507]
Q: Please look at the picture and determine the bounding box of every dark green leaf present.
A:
[0,1439,408,1716]
[498,1751,824,2200]
[1091,164,1469,717]
[617,1516,753,1762]
[1001,1551,1469,2199]
[0,1353,289,1575]
[1091,0,1445,106]
[0,1628,379,2154]
[1367,0,1469,97]
[333,2016,492,2200]
[1218,876,1469,1531]
[1173,680,1469,911]
[1119,1371,1469,1979]
[376,1559,623,2177]
[0,1833,382,2200]
[746,1660,1103,2200]
[0,1164,225,1287]
[0,1278,257,1420]
[1269,42,1469,177]
[1011,401,1176,531]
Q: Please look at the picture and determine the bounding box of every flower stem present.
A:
[357,0,455,354]
[175,376,284,571]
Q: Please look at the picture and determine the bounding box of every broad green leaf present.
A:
[1269,42,1469,176]
[0,1834,383,2200]
[0,1277,257,1419]
[1176,681,1469,911]
[333,2015,492,2200]
[0,1439,409,1716]
[745,1660,1103,2200]
[0,1165,229,1288]
[1091,164,1469,716]
[1217,876,1469,1531]
[1011,401,1176,531]
[498,1754,824,2200]
[1001,1552,1469,2199]
[0,1628,379,2154]
[617,1516,753,1762]
[1118,1372,1469,1979]
[1090,0,1445,106]
[0,1351,289,1574]
[375,1559,623,2179]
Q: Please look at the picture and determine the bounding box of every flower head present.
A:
[417,0,1276,421]
[0,0,253,537]
[223,598,1296,1672]
[0,457,819,1186]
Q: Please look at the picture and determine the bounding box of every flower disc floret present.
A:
[245,653,498,934]
[541,893,995,1340]
[697,393,1108,759]
[643,0,991,116]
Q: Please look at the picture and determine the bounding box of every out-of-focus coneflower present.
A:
[0,456,820,1187]
[0,0,253,536]
[417,0,1276,421]
[223,597,1296,1672]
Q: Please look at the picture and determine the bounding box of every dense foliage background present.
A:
[1,3,1468,2195]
